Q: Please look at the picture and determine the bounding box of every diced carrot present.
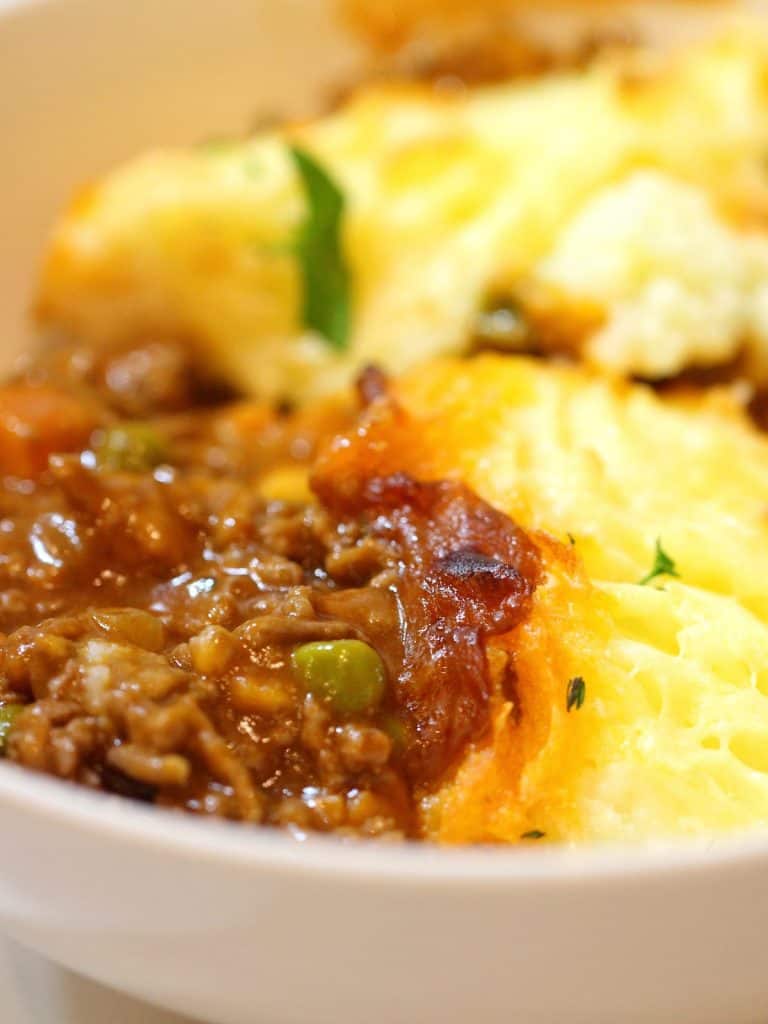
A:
[223,401,275,438]
[0,384,96,479]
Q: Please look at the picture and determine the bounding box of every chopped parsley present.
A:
[567,532,576,546]
[289,145,351,351]
[638,538,679,587]
[521,830,546,840]
[566,676,586,713]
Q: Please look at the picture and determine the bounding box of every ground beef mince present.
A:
[0,339,539,839]
[315,473,539,783]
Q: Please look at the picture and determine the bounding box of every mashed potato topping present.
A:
[38,29,768,401]
[539,170,768,379]
[336,355,768,841]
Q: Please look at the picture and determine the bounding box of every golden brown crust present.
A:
[338,0,738,90]
[340,0,731,55]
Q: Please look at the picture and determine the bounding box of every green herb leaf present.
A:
[638,538,679,586]
[521,830,546,840]
[567,532,576,546]
[566,676,586,713]
[289,145,351,351]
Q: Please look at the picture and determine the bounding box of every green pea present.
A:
[381,714,407,755]
[475,294,531,351]
[292,640,387,714]
[0,704,25,755]
[95,423,168,472]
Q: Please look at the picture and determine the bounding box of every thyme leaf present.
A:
[638,538,679,586]
[566,676,586,713]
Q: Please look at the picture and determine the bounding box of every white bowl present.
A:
[4,2,768,1022]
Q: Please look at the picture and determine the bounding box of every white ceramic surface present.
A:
[4,2,768,1023]
[4,763,768,1024]
[1,934,196,1024]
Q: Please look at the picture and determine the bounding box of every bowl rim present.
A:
[2,760,768,887]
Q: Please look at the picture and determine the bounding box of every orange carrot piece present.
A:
[0,384,95,478]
